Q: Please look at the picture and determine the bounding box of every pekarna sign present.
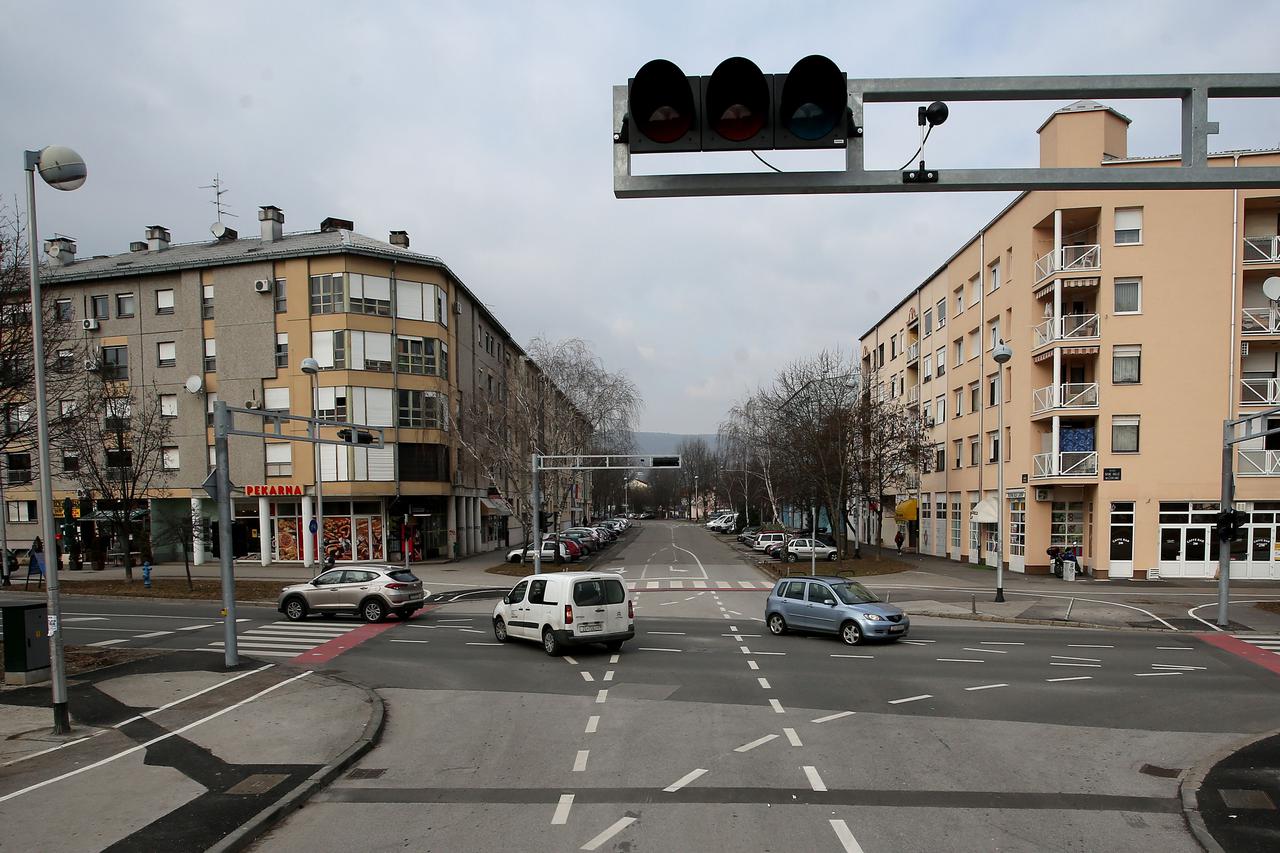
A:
[244,485,304,497]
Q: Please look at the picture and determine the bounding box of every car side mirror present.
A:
[828,600,838,607]
[503,595,511,605]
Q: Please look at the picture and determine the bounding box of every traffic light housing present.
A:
[650,456,681,468]
[1216,508,1249,542]
[336,428,375,445]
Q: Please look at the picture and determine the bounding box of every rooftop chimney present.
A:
[259,205,284,243]
[389,230,409,248]
[146,226,171,252]
[320,216,354,233]
[129,241,147,253]
[44,237,76,267]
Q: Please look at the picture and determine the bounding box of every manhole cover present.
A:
[1218,788,1277,810]
[346,768,386,780]
[226,773,289,795]
[1139,764,1181,778]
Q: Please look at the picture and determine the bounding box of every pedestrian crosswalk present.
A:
[625,580,773,591]
[210,620,358,658]
[1233,634,1280,658]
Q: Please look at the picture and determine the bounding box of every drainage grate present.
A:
[346,768,387,780]
[1218,788,1277,810]
[226,773,290,795]
[1139,764,1182,779]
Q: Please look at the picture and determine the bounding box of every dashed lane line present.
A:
[133,630,174,639]
[89,639,127,647]
[1049,661,1101,668]
[980,641,1023,646]
[1135,671,1182,677]
[963,647,1007,654]
[465,642,503,647]
[563,656,579,665]
[888,694,932,705]
[1157,646,1196,651]
[647,631,686,635]
[1151,664,1205,671]
[552,793,574,825]
[734,734,778,753]
[585,716,599,733]
[603,670,615,682]
[784,727,802,746]
[937,658,985,663]
[609,654,620,664]
[747,660,759,670]
[596,689,608,704]
[964,683,1009,691]
[1047,676,1093,682]
[639,647,682,653]
[802,765,828,792]
[831,654,874,660]
[830,819,867,853]
[1052,655,1102,662]
[812,711,855,723]
[769,698,785,714]
[1068,644,1114,649]
[757,677,772,689]
[663,768,709,792]
[573,750,589,771]
[580,816,636,851]
[389,639,430,644]
[580,672,595,682]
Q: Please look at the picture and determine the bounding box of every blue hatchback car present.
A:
[765,576,909,645]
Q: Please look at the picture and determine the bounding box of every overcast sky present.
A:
[3,1,1277,432]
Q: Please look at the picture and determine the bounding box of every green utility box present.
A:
[3,602,51,685]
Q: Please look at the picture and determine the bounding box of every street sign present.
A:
[309,519,318,534]
[1103,468,1122,481]
[200,468,229,501]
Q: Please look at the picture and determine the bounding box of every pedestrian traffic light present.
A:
[336,428,375,444]
[1216,508,1249,542]
[624,55,849,154]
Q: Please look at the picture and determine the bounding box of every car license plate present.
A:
[889,625,905,633]
[578,621,603,633]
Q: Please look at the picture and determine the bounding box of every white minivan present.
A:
[493,572,634,656]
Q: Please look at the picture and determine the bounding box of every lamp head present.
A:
[300,357,320,375]
[993,340,1013,364]
[924,101,949,127]
[37,146,87,191]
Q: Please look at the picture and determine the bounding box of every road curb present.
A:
[46,591,280,607]
[909,610,1174,632]
[205,670,387,853]
[1178,725,1280,853]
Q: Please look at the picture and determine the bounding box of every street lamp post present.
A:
[23,145,87,734]
[992,340,1012,603]
[301,358,325,569]
[693,475,699,521]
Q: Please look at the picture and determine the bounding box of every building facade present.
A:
[859,101,1280,580]
[4,207,572,566]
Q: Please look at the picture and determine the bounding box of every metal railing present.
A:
[1238,449,1280,476]
[1034,244,1101,282]
[1242,306,1280,335]
[906,387,919,405]
[1243,235,1280,264]
[1032,451,1098,478]
[906,342,919,364]
[1032,313,1101,348]
[1241,378,1280,405]
[1032,383,1100,414]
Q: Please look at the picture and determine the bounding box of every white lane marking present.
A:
[573,750,589,771]
[753,651,786,656]
[213,641,316,651]
[389,639,430,644]
[962,647,1007,654]
[722,614,733,619]
[670,580,684,589]
[646,581,659,589]
[580,672,595,682]
[740,645,752,654]
[692,580,707,589]
[937,658,984,663]
[89,639,127,647]
[456,627,486,634]
[1157,646,1196,650]
[563,656,579,665]
[812,711,855,723]
[734,734,778,753]
[736,581,753,589]
[63,617,108,622]
[603,670,615,682]
[747,660,759,670]
[647,631,686,635]
[901,640,931,646]
[728,610,743,616]
[1068,644,1114,649]
[1135,671,1182,677]
[639,647,682,653]
[659,601,679,607]
[609,654,620,664]
[964,683,1009,692]
[0,670,310,805]
[580,816,637,850]
[1052,655,1102,662]
[232,650,298,657]
[465,642,503,646]
[784,727,802,746]
[769,698,785,714]
[585,715,599,734]
[831,654,874,660]
[980,641,1024,645]
[596,689,608,704]
[663,768,709,792]
[132,631,173,639]
[1047,676,1093,682]
[802,765,828,792]
[684,596,697,601]
[888,694,932,705]
[830,819,867,853]
[435,618,475,623]
[176,624,215,631]
[1049,662,1101,668]
[1151,664,1205,671]
[757,677,771,689]
[552,793,574,825]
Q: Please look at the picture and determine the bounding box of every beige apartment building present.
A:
[859,100,1280,580]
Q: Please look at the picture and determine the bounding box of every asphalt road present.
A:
[227,521,1280,853]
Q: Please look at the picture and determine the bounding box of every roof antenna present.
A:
[202,173,240,240]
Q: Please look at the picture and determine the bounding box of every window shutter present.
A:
[351,330,366,370]
[320,445,338,481]
[366,388,393,426]
[264,387,290,411]
[366,332,392,363]
[368,446,394,481]
[365,276,391,302]
[311,331,334,368]
[396,281,423,320]
[1115,208,1142,231]
[266,444,291,464]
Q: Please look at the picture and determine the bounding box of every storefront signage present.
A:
[244,484,304,497]
[1103,468,1122,481]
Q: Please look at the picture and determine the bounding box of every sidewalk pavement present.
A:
[0,650,381,852]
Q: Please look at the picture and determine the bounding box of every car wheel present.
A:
[786,553,798,563]
[361,598,386,623]
[840,621,863,646]
[493,617,508,642]
[828,551,838,561]
[542,628,561,657]
[509,554,521,564]
[767,613,787,635]
[283,596,308,621]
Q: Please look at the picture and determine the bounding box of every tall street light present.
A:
[693,475,699,521]
[992,339,1012,603]
[24,145,87,734]
[301,358,325,569]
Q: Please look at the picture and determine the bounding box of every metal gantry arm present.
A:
[1216,404,1280,627]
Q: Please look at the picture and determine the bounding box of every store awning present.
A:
[970,496,999,524]
[480,497,513,516]
[894,499,918,522]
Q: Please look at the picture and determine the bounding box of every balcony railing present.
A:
[1243,307,1280,335]
[1239,449,1280,476]
[1033,313,1101,348]
[1242,378,1280,406]
[906,387,920,406]
[1243,236,1280,264]
[1032,451,1098,479]
[906,342,919,364]
[1034,244,1101,283]
[1032,383,1100,414]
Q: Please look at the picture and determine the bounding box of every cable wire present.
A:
[751,150,783,173]
[897,125,934,171]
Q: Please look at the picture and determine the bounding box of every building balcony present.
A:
[906,342,919,365]
[906,387,920,406]
[1242,378,1280,406]
[1243,235,1280,264]
[1034,244,1100,284]
[1033,313,1101,349]
[1239,449,1280,476]
[1032,383,1099,415]
[1032,451,1098,479]
[1243,307,1280,336]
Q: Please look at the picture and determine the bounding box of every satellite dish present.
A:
[1263,276,1280,302]
[184,375,204,394]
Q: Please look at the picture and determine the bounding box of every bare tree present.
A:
[675,436,716,518]
[153,502,201,590]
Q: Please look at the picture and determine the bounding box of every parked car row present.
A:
[711,518,842,563]
[506,517,632,564]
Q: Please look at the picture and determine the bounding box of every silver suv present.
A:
[278,566,425,623]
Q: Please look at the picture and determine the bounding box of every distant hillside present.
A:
[631,431,718,455]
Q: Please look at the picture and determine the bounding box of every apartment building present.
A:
[4,207,568,566]
[859,101,1280,580]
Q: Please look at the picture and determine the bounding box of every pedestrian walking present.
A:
[894,527,905,555]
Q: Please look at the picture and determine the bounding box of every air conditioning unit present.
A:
[244,398,262,410]
[82,318,99,331]
[1034,487,1053,502]
[253,279,272,294]
[83,357,100,373]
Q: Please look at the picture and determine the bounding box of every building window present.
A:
[954,288,964,317]
[1051,501,1085,549]
[264,387,290,413]
[347,274,392,317]
[397,390,445,429]
[936,298,947,328]
[877,343,884,366]
[266,443,292,477]
[950,497,962,547]
[988,374,998,407]
[55,298,73,321]
[935,396,945,424]
[967,329,979,361]
[91,295,109,320]
[1112,345,1141,384]
[953,388,963,418]
[160,394,178,418]
[1009,496,1026,556]
[954,338,963,365]
[314,387,348,421]
[953,439,962,469]
[923,354,932,381]
[1114,277,1141,314]
[206,393,217,427]
[156,289,175,315]
[969,437,979,466]
[969,382,980,414]
[989,259,1001,293]
[1115,207,1142,245]
[923,308,933,336]
[934,446,945,472]
[59,400,76,419]
[102,345,128,381]
[969,496,979,554]
[273,278,287,313]
[309,273,346,315]
[1112,415,1140,453]
[157,340,176,367]
[1109,501,1134,562]
[5,453,32,485]
[116,293,135,318]
[398,443,450,482]
[936,347,946,377]
[162,446,180,470]
[988,319,1000,352]
[275,333,288,369]
[104,397,131,432]
[61,452,79,473]
[6,500,37,523]
[203,338,216,371]
[106,449,133,474]
[988,430,999,463]
[201,285,214,319]
[360,331,393,372]
[890,335,898,359]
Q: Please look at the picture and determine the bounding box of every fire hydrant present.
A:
[142,560,152,589]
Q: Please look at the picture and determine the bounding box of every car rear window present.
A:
[388,570,418,583]
[573,579,626,606]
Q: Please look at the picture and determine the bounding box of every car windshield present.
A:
[831,581,878,604]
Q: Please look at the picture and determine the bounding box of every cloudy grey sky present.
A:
[3,1,1277,432]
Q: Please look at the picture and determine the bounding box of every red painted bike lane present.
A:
[1197,632,1280,676]
[291,604,440,665]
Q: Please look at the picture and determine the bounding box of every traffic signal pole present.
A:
[1216,419,1234,628]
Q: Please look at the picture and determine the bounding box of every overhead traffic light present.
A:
[649,456,681,468]
[336,428,375,445]
[625,55,850,154]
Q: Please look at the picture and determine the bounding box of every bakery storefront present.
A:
[235,485,386,565]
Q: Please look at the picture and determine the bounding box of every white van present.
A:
[493,572,634,656]
[707,512,738,532]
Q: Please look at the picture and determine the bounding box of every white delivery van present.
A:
[493,572,634,656]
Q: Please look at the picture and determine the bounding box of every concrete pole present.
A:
[810,498,817,576]
[996,367,1007,603]
[192,496,206,566]
[446,496,456,559]
[214,402,239,668]
[301,495,314,567]
[257,496,271,566]
[1217,419,1234,627]
[532,454,542,575]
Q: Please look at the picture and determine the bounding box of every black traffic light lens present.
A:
[780,55,846,141]
[706,57,768,142]
[630,59,695,143]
